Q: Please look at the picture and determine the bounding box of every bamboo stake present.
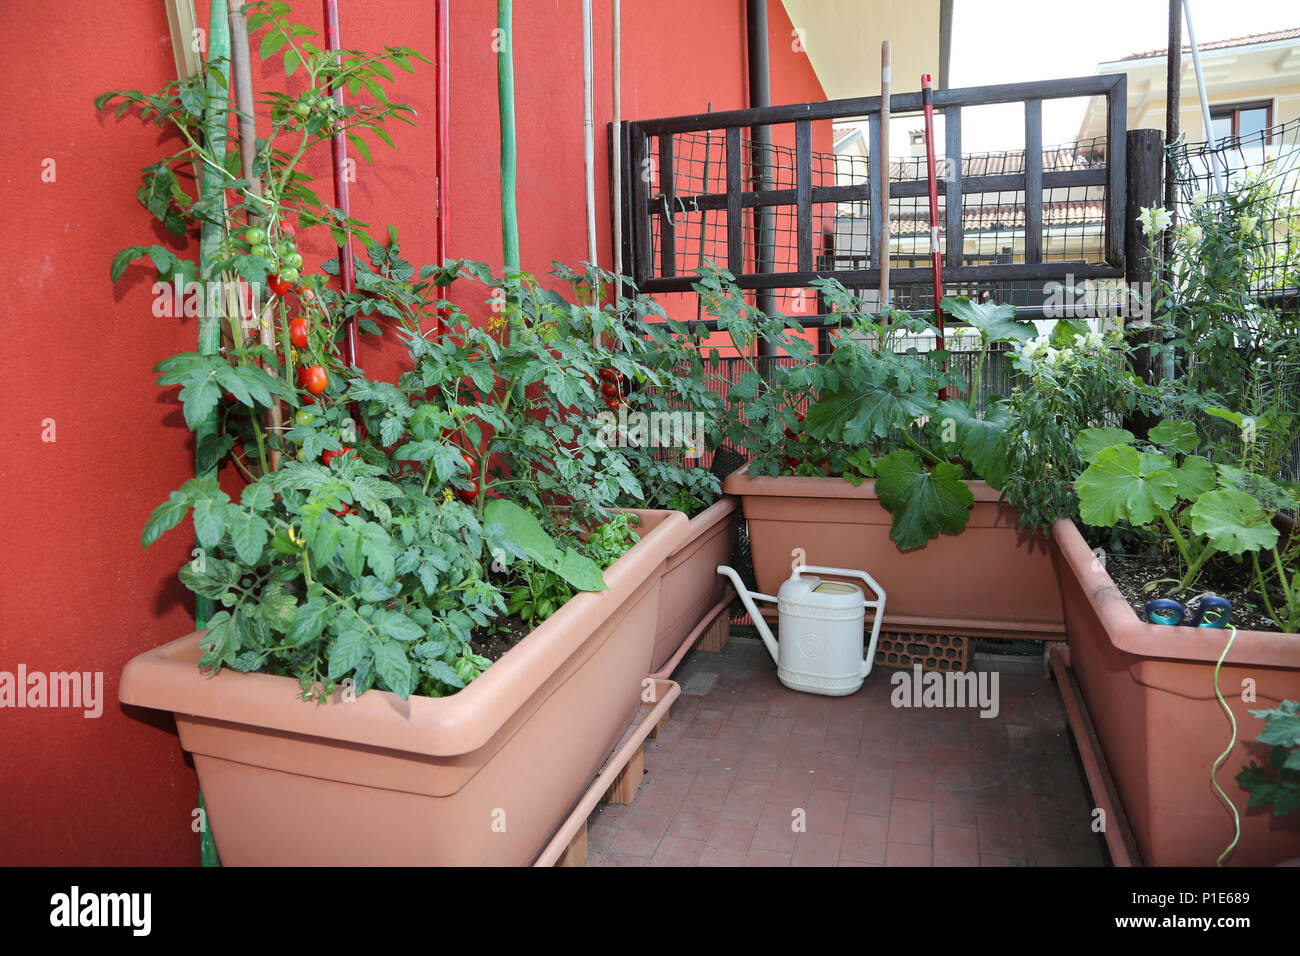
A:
[228,0,281,470]
[879,41,891,314]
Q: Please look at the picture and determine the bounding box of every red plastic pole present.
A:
[435,0,450,337]
[921,72,946,399]
[324,0,358,366]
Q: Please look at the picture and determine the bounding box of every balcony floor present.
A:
[586,635,1108,866]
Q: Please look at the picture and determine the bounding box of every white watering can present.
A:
[717,564,886,696]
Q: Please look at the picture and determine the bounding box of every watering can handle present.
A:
[790,565,888,678]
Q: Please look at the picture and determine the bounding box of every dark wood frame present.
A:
[1208,99,1274,144]
[618,74,1128,294]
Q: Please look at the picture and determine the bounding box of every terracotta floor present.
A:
[586,635,1108,867]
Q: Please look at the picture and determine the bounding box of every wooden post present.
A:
[602,745,644,805]
[1124,127,1164,439]
[1163,0,1182,269]
[555,824,587,867]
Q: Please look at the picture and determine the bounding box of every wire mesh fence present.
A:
[1169,115,1300,306]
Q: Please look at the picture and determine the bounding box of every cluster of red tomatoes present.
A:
[599,367,622,412]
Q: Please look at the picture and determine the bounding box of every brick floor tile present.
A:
[934,824,980,866]
[892,760,934,801]
[804,788,851,835]
[839,812,889,864]
[750,802,800,853]
[933,784,977,828]
[744,848,792,867]
[611,806,672,858]
[888,798,933,846]
[719,779,770,825]
[792,830,843,866]
[886,842,933,866]
[650,836,704,867]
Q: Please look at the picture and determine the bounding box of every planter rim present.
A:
[1052,517,1300,667]
[119,509,691,757]
[625,494,738,551]
[722,463,1002,502]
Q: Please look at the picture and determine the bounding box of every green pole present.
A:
[497,0,520,272]
[196,0,230,871]
[196,0,231,633]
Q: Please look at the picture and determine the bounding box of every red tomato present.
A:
[462,452,477,476]
[321,447,352,466]
[268,274,294,297]
[303,365,328,395]
[599,368,618,383]
[455,482,478,505]
[605,398,621,412]
[289,318,309,349]
[331,503,353,516]
[601,381,620,399]
[280,221,296,240]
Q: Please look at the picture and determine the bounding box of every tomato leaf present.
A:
[142,492,191,549]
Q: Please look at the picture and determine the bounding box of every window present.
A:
[1209,101,1273,144]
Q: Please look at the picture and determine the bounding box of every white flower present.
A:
[1180,223,1203,245]
[1043,346,1060,366]
[1191,191,1207,209]
[1138,206,1173,236]
[1239,215,1258,235]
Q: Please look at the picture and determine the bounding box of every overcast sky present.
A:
[941,0,1299,151]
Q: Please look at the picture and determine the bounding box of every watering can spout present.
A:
[716,565,780,664]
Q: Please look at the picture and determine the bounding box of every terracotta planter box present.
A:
[119,510,691,866]
[626,497,739,676]
[1050,518,1300,867]
[723,468,1063,639]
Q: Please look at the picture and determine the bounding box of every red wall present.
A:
[0,0,823,865]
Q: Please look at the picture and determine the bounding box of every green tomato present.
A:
[293,101,312,117]
[245,227,266,245]
[294,409,315,426]
[280,268,300,282]
[249,243,269,258]
[296,448,307,462]
[286,252,303,269]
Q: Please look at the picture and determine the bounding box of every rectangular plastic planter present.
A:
[1050,518,1300,867]
[118,510,691,866]
[723,467,1064,639]
[626,497,739,677]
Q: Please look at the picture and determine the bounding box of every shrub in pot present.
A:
[104,5,689,865]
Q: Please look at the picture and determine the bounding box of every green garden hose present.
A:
[1212,624,1241,867]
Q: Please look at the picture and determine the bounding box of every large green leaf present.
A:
[874,450,975,551]
[1075,445,1178,527]
[484,499,607,592]
[1075,427,1134,463]
[805,383,931,444]
[1188,489,1279,556]
[939,296,1035,344]
[1148,419,1199,455]
[1173,455,1217,501]
[936,399,1009,488]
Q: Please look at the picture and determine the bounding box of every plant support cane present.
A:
[197,0,231,868]
[879,41,890,315]
[922,72,947,400]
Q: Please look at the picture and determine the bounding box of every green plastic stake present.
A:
[196,0,232,870]
[497,0,520,273]
[196,0,231,632]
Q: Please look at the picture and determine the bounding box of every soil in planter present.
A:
[470,615,532,663]
[1105,553,1283,632]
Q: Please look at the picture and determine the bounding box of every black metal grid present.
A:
[622,75,1128,298]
